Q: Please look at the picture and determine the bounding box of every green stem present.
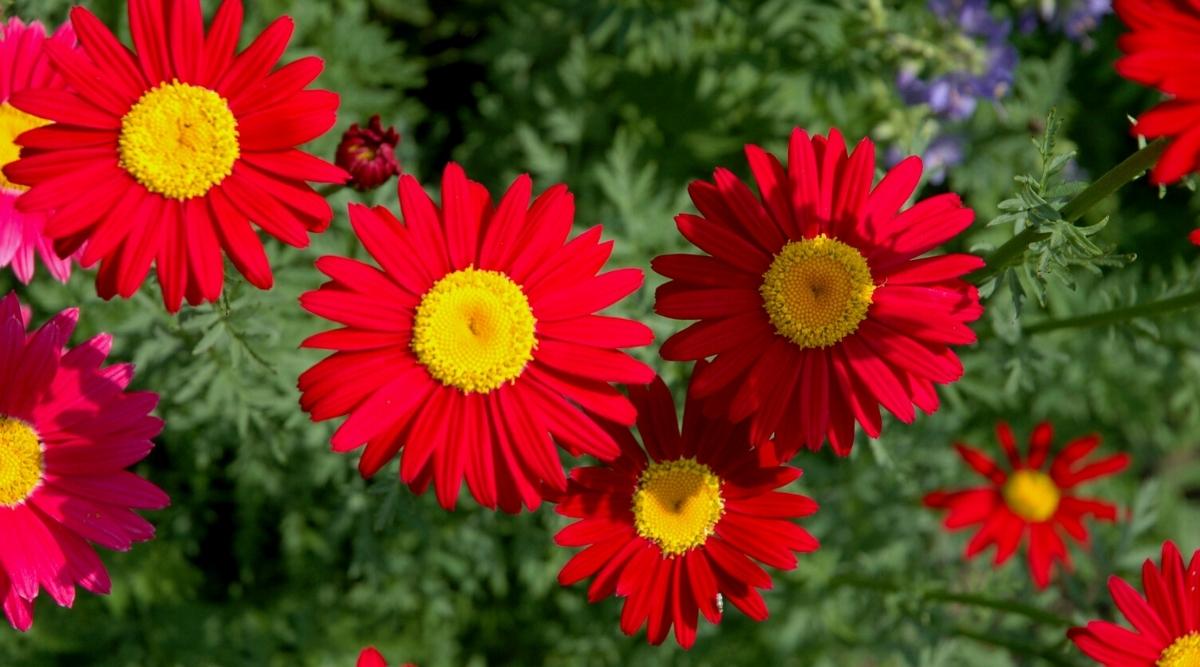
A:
[1024,288,1200,335]
[969,139,1167,286]
[830,574,1073,627]
[1059,139,1165,223]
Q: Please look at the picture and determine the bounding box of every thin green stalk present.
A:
[830,574,1073,627]
[969,139,1167,286]
[1059,139,1165,223]
[1024,288,1200,335]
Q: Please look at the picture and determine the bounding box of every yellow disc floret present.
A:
[632,457,725,557]
[760,235,876,349]
[411,267,537,394]
[118,80,239,200]
[1003,469,1061,523]
[0,417,44,507]
[1159,633,1200,667]
[0,102,51,192]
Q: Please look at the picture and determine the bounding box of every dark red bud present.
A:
[335,115,401,191]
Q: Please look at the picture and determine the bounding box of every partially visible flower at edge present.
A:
[0,292,169,631]
[337,115,401,192]
[0,18,83,284]
[1114,0,1200,187]
[357,647,415,667]
[1068,540,1200,666]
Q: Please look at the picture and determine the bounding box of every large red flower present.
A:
[4,0,347,311]
[299,164,654,513]
[1115,0,1200,187]
[1069,541,1200,666]
[0,293,168,630]
[655,127,981,457]
[924,422,1128,589]
[554,370,819,648]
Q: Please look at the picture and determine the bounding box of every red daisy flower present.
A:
[0,293,168,631]
[1115,0,1200,187]
[299,163,654,513]
[357,647,414,667]
[923,422,1129,589]
[0,18,85,285]
[654,127,981,457]
[554,369,819,648]
[4,0,348,312]
[1069,541,1200,666]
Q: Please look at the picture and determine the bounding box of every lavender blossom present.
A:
[897,1,1018,121]
[883,134,966,186]
[1020,0,1111,45]
[922,134,966,185]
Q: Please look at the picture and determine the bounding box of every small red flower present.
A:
[924,422,1129,589]
[554,369,819,648]
[336,115,400,191]
[1114,0,1200,186]
[1069,541,1200,666]
[655,127,981,457]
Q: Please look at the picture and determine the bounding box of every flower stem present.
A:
[969,139,1167,286]
[1024,288,1200,335]
[1059,139,1166,223]
[830,574,1074,627]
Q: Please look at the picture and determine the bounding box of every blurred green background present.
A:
[0,0,1198,665]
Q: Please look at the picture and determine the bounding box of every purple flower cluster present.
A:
[885,134,965,187]
[1020,0,1111,46]
[897,0,1018,121]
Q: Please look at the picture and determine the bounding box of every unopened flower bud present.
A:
[336,115,400,191]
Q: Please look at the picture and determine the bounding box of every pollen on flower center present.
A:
[760,235,876,349]
[118,80,240,200]
[0,417,44,507]
[632,458,725,557]
[1159,632,1200,667]
[0,102,50,193]
[411,267,537,394]
[1003,469,1060,523]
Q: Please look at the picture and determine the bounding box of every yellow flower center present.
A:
[760,235,876,349]
[632,458,725,557]
[118,80,239,200]
[411,267,537,394]
[1159,633,1200,667]
[0,417,44,507]
[0,102,50,193]
[1002,470,1061,523]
